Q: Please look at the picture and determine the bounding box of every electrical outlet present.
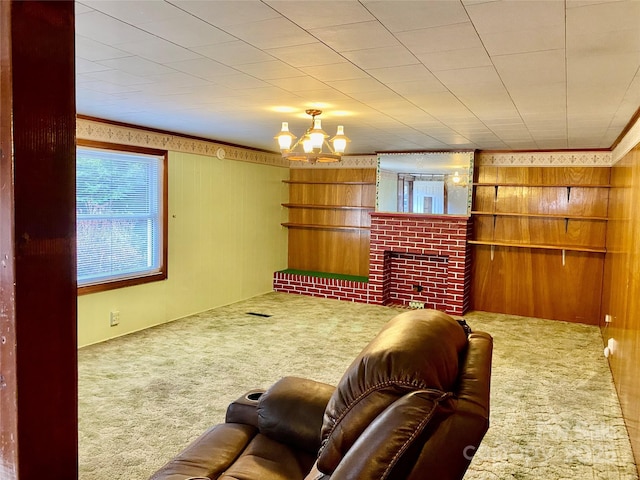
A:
[409,301,425,309]
[605,314,613,324]
[110,311,120,327]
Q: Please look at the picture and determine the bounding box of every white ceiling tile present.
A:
[265,1,375,29]
[76,57,112,74]
[75,11,152,45]
[466,0,565,34]
[143,72,213,92]
[492,49,566,88]
[367,64,441,84]
[342,46,419,70]
[234,61,304,80]
[84,69,154,86]
[165,58,238,80]
[98,56,176,76]
[363,0,470,32]
[224,17,316,50]
[138,16,235,49]
[567,0,640,34]
[76,80,142,95]
[75,35,130,61]
[193,41,274,66]
[116,37,202,64]
[326,78,389,94]
[481,25,565,56]
[434,65,503,88]
[387,79,448,96]
[300,63,369,82]
[267,76,331,92]
[79,0,180,24]
[265,43,346,67]
[397,22,483,55]
[310,21,399,52]
[417,47,492,71]
[171,0,281,27]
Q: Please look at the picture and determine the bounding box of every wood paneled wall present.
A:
[601,142,640,471]
[284,168,376,276]
[470,166,610,324]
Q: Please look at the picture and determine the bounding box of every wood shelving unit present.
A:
[283,168,376,276]
[283,180,375,185]
[281,222,370,231]
[471,169,610,254]
[468,239,606,254]
[282,203,374,211]
[471,211,608,221]
[469,166,612,323]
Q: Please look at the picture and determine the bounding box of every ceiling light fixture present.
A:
[275,109,350,163]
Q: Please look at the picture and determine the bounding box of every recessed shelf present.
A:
[281,223,370,231]
[468,240,606,254]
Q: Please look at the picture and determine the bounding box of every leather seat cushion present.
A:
[148,424,315,480]
[220,433,317,480]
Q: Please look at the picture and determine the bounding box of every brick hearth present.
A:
[273,213,472,315]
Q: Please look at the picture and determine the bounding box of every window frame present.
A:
[76,139,168,295]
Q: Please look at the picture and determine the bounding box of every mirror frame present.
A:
[375,150,475,216]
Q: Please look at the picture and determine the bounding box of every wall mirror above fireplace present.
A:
[376,151,474,216]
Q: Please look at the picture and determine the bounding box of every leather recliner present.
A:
[149,309,493,480]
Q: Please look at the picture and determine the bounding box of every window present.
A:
[76,141,167,294]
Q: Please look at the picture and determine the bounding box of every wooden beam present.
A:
[0,2,77,478]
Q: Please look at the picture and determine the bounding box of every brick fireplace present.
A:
[368,213,472,315]
[274,213,472,315]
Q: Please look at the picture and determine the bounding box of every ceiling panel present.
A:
[74,0,640,154]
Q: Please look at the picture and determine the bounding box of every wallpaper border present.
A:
[476,151,612,166]
[77,118,288,168]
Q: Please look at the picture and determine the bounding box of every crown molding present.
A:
[612,115,640,164]
[76,117,288,168]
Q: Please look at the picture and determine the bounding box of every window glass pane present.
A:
[76,146,163,286]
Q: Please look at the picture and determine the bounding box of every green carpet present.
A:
[78,292,638,479]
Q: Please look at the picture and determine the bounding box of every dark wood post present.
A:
[0,2,77,478]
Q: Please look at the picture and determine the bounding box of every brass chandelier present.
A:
[274,109,350,163]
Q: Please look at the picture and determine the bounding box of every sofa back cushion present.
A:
[317,309,467,474]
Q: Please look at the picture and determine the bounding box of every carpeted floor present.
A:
[78,292,638,479]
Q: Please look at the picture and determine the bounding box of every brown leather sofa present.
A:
[149,309,493,480]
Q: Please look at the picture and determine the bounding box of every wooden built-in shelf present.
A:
[281,222,370,231]
[282,203,374,210]
[471,211,608,221]
[283,180,376,185]
[468,240,606,254]
[472,182,611,188]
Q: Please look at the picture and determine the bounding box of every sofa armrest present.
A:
[225,388,266,427]
[258,376,335,454]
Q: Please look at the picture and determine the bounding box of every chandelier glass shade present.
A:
[275,109,350,163]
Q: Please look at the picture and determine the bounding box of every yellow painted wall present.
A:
[78,151,289,347]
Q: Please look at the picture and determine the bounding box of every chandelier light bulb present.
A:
[309,119,326,149]
[275,121,296,152]
[302,136,314,153]
[331,125,350,154]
